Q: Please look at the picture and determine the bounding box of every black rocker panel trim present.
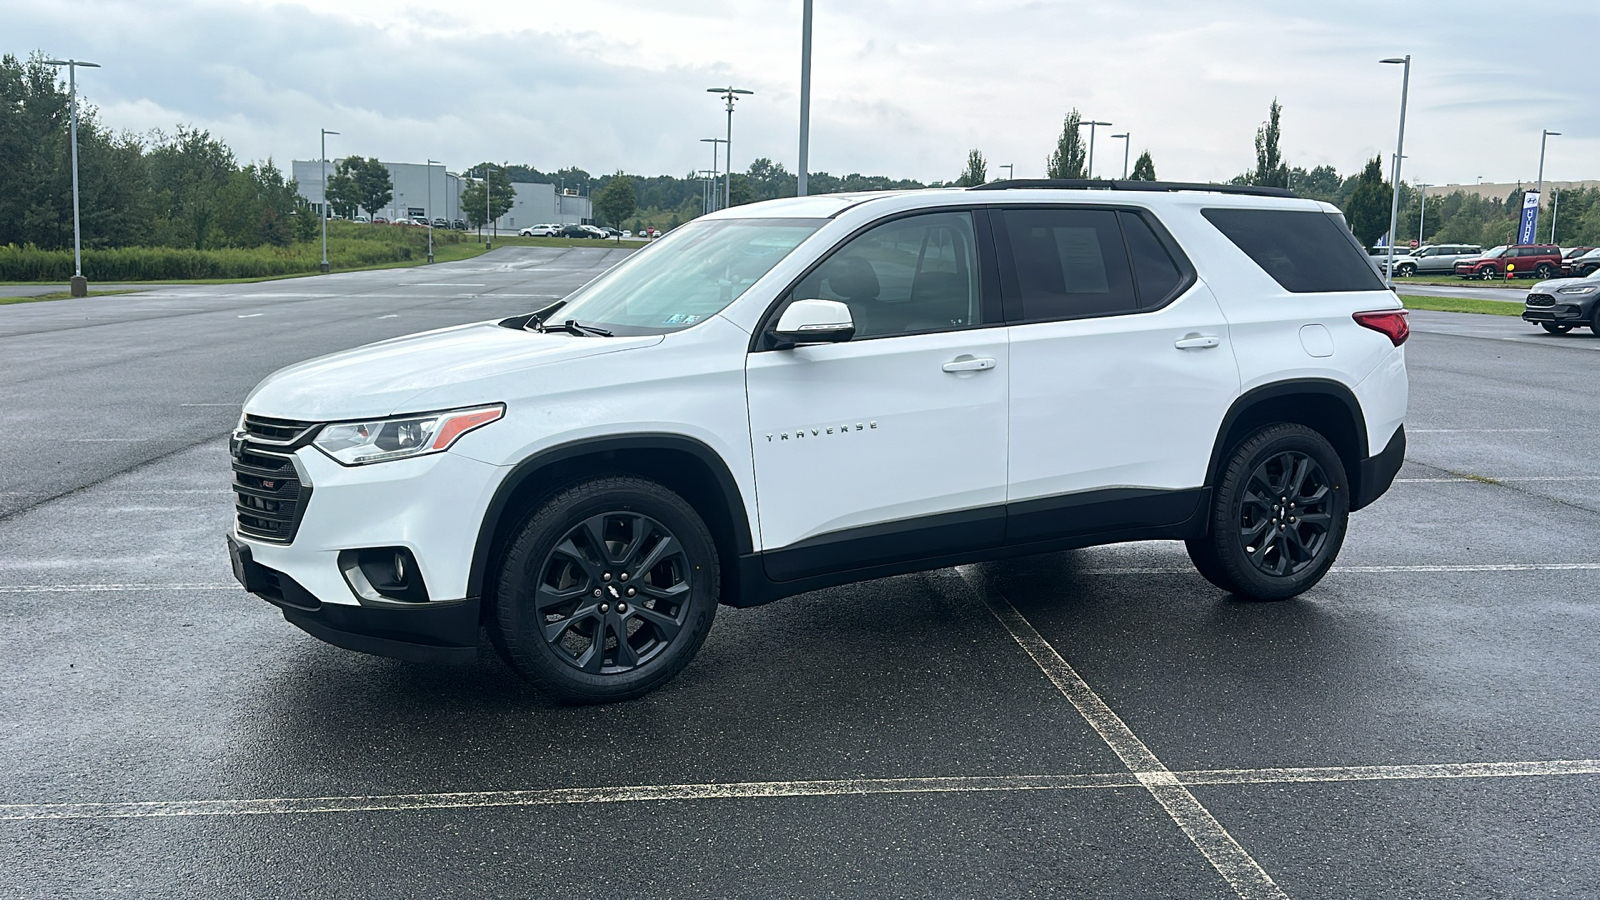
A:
[761,505,1006,582]
[466,433,755,602]
[733,488,1210,608]
[754,486,1205,591]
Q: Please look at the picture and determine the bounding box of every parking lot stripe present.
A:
[1395,476,1600,483]
[0,583,238,593]
[3,760,1596,824]
[1407,428,1552,433]
[1062,563,1600,576]
[957,567,1288,900]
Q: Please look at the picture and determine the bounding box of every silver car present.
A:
[1384,244,1482,277]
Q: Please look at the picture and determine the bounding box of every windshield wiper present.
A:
[519,300,567,333]
[549,319,613,337]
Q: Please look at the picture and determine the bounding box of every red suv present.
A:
[1454,245,1563,280]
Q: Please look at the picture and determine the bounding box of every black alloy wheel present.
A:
[1542,322,1574,335]
[1186,423,1349,601]
[491,476,718,704]
[1536,263,1556,279]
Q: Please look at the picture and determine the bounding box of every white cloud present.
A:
[5,0,1597,188]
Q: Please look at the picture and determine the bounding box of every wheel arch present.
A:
[1206,379,1369,513]
[467,434,754,613]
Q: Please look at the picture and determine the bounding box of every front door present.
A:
[745,210,1009,581]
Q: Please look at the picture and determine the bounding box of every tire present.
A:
[1541,322,1573,335]
[1592,306,1600,334]
[1185,423,1350,601]
[490,475,719,704]
[1479,266,1498,281]
[1535,263,1555,279]
[1396,263,1416,277]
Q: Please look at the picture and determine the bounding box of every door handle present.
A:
[1174,334,1221,350]
[942,357,997,373]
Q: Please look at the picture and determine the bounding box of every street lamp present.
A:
[798,0,813,196]
[426,158,441,263]
[701,137,726,212]
[1535,129,1560,239]
[481,163,492,249]
[707,86,753,208]
[1380,55,1411,288]
[1000,164,1014,182]
[1416,182,1430,246]
[318,128,338,274]
[43,58,100,297]
[1110,133,1130,179]
[1075,120,1112,179]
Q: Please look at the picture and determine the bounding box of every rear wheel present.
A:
[1541,323,1574,335]
[1535,263,1555,279]
[1186,424,1349,601]
[1591,306,1600,334]
[491,476,719,704]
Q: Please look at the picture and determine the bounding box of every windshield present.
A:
[1482,246,1507,258]
[550,217,826,335]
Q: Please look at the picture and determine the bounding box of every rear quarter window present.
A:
[1202,208,1386,293]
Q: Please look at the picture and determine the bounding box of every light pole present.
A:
[1000,164,1014,182]
[1416,182,1430,246]
[44,58,100,297]
[798,0,813,196]
[1380,55,1410,288]
[1550,188,1561,244]
[318,128,338,274]
[426,158,440,263]
[1535,128,1560,241]
[481,163,492,249]
[700,138,726,212]
[1110,133,1130,179]
[707,86,753,208]
[1076,120,1112,178]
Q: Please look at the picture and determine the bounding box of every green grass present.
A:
[1399,294,1523,316]
[0,289,143,305]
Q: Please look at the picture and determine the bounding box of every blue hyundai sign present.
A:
[1519,192,1540,244]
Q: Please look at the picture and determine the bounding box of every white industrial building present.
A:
[291,159,592,229]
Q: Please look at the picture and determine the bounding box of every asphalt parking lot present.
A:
[3,250,1598,898]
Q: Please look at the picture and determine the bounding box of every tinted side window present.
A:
[789,211,980,339]
[997,208,1137,320]
[1202,208,1386,293]
[1118,211,1186,307]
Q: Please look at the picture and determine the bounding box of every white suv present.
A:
[228,182,1409,703]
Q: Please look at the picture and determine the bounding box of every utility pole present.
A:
[319,128,338,273]
[707,86,753,208]
[44,59,100,297]
[1380,55,1411,288]
[426,158,440,263]
[701,138,726,212]
[482,163,492,250]
[797,0,813,196]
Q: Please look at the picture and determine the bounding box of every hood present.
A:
[245,320,661,420]
[1529,275,1600,294]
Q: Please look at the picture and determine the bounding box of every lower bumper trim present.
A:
[1353,424,1405,512]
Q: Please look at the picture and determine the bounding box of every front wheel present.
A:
[1542,322,1574,335]
[1396,263,1416,277]
[1186,424,1350,601]
[1479,266,1499,281]
[491,476,719,704]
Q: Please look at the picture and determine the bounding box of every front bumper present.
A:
[229,534,479,663]
[1522,306,1586,323]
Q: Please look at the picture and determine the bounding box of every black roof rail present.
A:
[969,179,1296,199]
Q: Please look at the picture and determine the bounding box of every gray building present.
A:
[292,159,591,228]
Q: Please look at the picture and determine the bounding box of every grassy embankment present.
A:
[1399,295,1522,316]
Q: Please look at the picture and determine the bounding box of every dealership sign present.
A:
[1518,191,1540,245]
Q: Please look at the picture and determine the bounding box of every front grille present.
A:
[1526,293,1556,308]
[243,414,318,445]
[233,426,316,544]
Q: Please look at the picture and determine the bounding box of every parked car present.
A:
[432,218,450,230]
[1557,247,1596,276]
[1383,244,1482,277]
[352,214,371,224]
[1563,247,1600,278]
[599,226,621,238]
[1521,268,1600,334]
[371,216,388,225]
[452,219,468,231]
[1453,245,1563,280]
[519,224,559,237]
[227,181,1408,703]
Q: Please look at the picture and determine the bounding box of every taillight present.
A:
[1354,309,1409,347]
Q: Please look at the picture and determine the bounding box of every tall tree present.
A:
[1129,151,1157,181]
[323,158,362,219]
[347,156,393,220]
[594,173,636,237]
[1251,99,1288,189]
[1343,156,1392,248]
[1046,109,1086,180]
[955,149,987,187]
[459,165,515,230]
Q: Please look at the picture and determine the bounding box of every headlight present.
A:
[1556,285,1598,294]
[312,404,504,466]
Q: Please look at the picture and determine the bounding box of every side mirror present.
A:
[773,299,855,346]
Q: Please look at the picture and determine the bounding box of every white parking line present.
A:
[1396,476,1600,483]
[957,566,1287,900]
[1408,428,1552,433]
[1065,563,1600,576]
[0,583,237,593]
[3,760,1595,823]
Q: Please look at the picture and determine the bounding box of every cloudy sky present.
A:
[7,0,1597,188]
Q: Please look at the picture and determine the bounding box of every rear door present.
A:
[995,206,1240,542]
